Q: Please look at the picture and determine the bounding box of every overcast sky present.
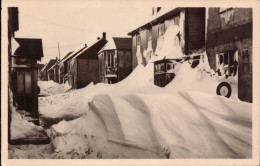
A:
[15,7,152,64]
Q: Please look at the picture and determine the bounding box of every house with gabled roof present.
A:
[98,37,132,84]
[40,59,57,81]
[68,32,108,89]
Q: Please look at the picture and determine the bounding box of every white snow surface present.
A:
[44,59,251,158]
[38,81,71,96]
[40,25,251,158]
[9,91,45,140]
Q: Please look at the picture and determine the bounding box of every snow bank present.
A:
[9,91,45,140]
[48,59,251,158]
[38,81,71,96]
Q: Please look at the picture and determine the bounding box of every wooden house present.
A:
[128,7,206,68]
[98,37,132,84]
[40,59,57,81]
[68,33,108,89]
[206,8,252,102]
[36,63,44,80]
[47,59,59,83]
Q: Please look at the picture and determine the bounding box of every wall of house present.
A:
[131,8,205,69]
[185,8,205,54]
[76,59,99,89]
[206,8,252,102]
[117,50,132,81]
[98,52,105,83]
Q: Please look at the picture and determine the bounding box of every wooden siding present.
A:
[185,8,205,54]
[77,59,99,89]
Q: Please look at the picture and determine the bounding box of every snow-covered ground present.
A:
[9,25,251,159]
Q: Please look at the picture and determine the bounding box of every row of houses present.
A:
[40,33,132,89]
[41,7,252,103]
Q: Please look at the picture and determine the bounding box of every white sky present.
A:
[15,7,152,64]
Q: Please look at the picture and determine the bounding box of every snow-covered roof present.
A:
[98,37,131,54]
[73,38,107,59]
[128,7,183,36]
[41,59,57,72]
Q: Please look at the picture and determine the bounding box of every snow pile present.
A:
[42,23,251,158]
[38,81,71,96]
[11,107,45,140]
[156,25,183,59]
[47,58,251,158]
[9,91,45,140]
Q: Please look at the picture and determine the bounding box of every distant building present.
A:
[47,58,59,82]
[37,63,44,80]
[128,7,206,68]
[68,33,107,89]
[58,51,74,84]
[206,8,252,102]
[98,37,132,84]
[40,59,57,81]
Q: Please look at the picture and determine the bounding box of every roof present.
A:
[74,38,108,59]
[60,51,74,63]
[37,64,44,70]
[128,7,184,36]
[99,37,131,53]
[41,59,57,72]
[14,38,44,60]
[113,37,132,50]
[152,58,182,64]
[62,46,88,63]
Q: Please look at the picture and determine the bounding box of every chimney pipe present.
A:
[102,32,106,39]
[85,44,87,47]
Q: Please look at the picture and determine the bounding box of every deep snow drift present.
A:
[45,59,251,158]
[38,81,71,96]
[9,91,46,141]
[37,25,251,159]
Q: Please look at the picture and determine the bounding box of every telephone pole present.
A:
[58,42,61,60]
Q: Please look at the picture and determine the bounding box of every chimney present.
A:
[102,32,106,39]
[97,37,100,40]
[85,44,87,47]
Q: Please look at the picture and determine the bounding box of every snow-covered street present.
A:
[9,57,252,159]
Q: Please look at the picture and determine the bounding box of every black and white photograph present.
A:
[1,0,260,165]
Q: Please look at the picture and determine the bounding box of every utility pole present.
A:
[58,42,61,60]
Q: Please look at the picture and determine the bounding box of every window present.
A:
[158,24,165,36]
[166,63,172,70]
[160,63,165,72]
[191,55,201,68]
[137,34,141,45]
[17,71,32,93]
[216,50,238,76]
